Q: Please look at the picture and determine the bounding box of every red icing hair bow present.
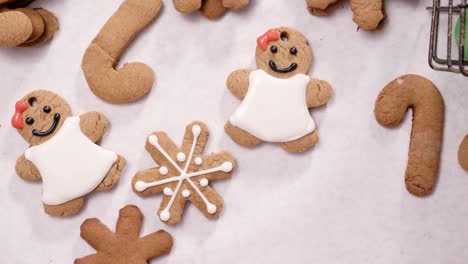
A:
[12,100,29,129]
[257,29,280,51]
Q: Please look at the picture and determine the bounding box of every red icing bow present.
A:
[12,100,29,129]
[257,29,280,51]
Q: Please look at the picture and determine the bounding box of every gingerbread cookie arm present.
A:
[374,74,444,196]
[82,0,162,104]
[15,154,41,181]
[459,136,468,170]
[227,69,252,100]
[349,0,384,30]
[306,78,333,108]
[79,112,109,143]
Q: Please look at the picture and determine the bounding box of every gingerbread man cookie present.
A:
[132,121,236,225]
[225,27,333,153]
[0,0,58,47]
[173,0,249,19]
[75,205,173,264]
[306,0,384,31]
[12,90,126,216]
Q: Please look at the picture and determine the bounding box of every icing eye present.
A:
[25,117,34,125]
[270,45,278,53]
[43,105,51,113]
[290,47,297,55]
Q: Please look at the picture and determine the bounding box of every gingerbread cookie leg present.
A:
[350,0,384,30]
[43,197,85,217]
[280,131,319,153]
[374,74,444,196]
[82,0,162,104]
[459,136,468,170]
[224,121,262,147]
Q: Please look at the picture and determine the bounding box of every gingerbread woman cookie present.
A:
[306,0,384,31]
[75,205,173,264]
[225,27,333,153]
[0,0,58,47]
[173,0,249,19]
[132,121,236,225]
[12,90,126,216]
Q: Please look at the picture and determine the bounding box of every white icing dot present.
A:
[177,152,186,162]
[159,166,168,175]
[195,157,203,165]
[148,135,159,145]
[160,210,170,221]
[221,162,233,172]
[163,187,173,196]
[135,181,147,192]
[182,190,191,198]
[192,125,201,136]
[200,178,209,187]
[207,203,217,214]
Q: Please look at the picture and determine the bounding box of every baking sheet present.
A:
[1,0,468,263]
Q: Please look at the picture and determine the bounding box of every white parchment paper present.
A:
[1,0,467,263]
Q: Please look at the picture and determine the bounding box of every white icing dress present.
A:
[229,69,315,142]
[25,116,117,206]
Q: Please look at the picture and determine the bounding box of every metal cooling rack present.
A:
[429,0,468,76]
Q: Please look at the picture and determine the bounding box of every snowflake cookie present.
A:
[132,121,236,225]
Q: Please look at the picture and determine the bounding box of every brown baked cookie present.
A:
[173,0,249,19]
[306,0,384,31]
[374,74,444,196]
[0,10,32,47]
[459,136,468,171]
[12,90,126,216]
[15,8,44,43]
[82,0,162,104]
[225,27,333,153]
[0,0,58,47]
[75,205,173,264]
[19,8,58,48]
[132,121,236,225]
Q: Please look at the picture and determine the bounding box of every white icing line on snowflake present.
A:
[135,125,233,222]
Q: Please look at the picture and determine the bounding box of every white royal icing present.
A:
[195,157,203,165]
[25,116,117,206]
[229,69,315,142]
[135,125,233,222]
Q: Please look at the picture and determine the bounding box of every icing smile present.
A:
[269,60,297,73]
[32,113,61,137]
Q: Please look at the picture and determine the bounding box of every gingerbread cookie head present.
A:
[12,90,71,146]
[255,27,312,79]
